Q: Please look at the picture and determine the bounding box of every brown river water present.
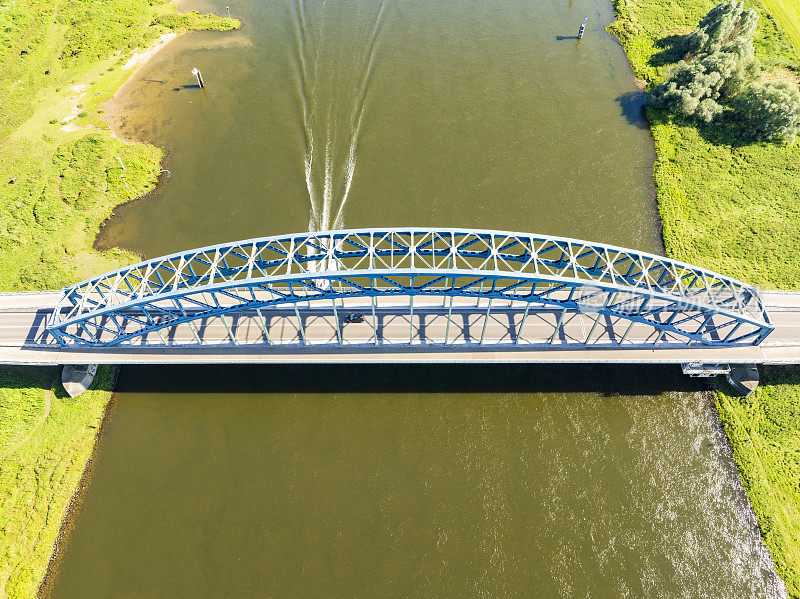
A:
[47,0,786,596]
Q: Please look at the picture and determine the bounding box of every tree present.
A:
[734,81,800,143]
[647,40,759,121]
[648,61,724,121]
[709,38,760,97]
[683,1,758,56]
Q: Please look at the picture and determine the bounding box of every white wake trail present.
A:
[320,116,334,231]
[294,0,388,233]
[295,0,325,230]
[331,0,387,230]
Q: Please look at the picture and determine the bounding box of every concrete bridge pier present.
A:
[682,362,760,395]
[726,365,760,396]
[61,364,98,398]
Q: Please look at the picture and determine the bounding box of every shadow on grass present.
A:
[0,365,58,394]
[761,365,800,387]
[648,34,687,69]
[646,105,759,148]
[0,364,117,402]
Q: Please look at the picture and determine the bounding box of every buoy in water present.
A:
[191,67,205,88]
[578,17,588,39]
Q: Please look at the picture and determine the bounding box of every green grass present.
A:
[762,0,800,51]
[0,0,240,291]
[611,0,800,595]
[716,370,800,597]
[0,1,239,596]
[610,0,800,290]
[0,366,115,597]
[0,131,163,289]
[0,0,239,140]
[648,110,800,289]
[609,0,799,82]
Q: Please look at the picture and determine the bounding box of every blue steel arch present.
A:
[46,228,773,347]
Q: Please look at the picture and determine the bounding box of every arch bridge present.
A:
[45,228,773,350]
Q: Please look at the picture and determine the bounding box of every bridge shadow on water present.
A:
[115,363,705,397]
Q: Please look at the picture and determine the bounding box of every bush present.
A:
[734,81,800,143]
[648,61,725,121]
[683,0,758,55]
[647,1,761,123]
[648,39,759,121]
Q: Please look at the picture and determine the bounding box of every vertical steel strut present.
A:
[294,303,306,345]
[480,298,493,345]
[256,308,272,344]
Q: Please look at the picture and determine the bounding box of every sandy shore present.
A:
[102,31,183,142]
[56,32,182,136]
[122,31,179,72]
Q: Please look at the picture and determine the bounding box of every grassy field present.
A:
[762,0,800,50]
[0,1,239,290]
[610,0,800,289]
[0,367,115,597]
[717,371,800,596]
[611,0,800,595]
[0,1,239,596]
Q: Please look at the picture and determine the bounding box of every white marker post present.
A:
[191,67,205,88]
[226,5,231,18]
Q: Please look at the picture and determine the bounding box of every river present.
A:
[48,0,785,596]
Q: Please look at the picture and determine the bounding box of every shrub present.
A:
[683,0,758,55]
[648,39,759,121]
[734,81,800,143]
[647,1,762,123]
[648,61,725,121]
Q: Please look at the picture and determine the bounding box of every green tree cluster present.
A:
[683,0,759,55]
[648,1,800,143]
[735,81,800,143]
[649,37,758,121]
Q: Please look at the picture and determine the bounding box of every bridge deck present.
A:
[1,291,799,365]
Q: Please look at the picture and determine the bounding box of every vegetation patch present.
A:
[1,131,162,290]
[611,0,800,595]
[717,369,800,597]
[156,10,240,32]
[0,1,240,595]
[0,0,240,290]
[0,366,115,597]
[761,0,800,49]
[647,1,800,140]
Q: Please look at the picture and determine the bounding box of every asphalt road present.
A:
[1,291,798,365]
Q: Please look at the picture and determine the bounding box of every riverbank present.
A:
[610,0,800,595]
[0,366,115,597]
[0,1,239,595]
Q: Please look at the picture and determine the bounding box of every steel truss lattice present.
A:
[46,228,774,348]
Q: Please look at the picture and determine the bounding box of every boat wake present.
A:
[292,0,388,234]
